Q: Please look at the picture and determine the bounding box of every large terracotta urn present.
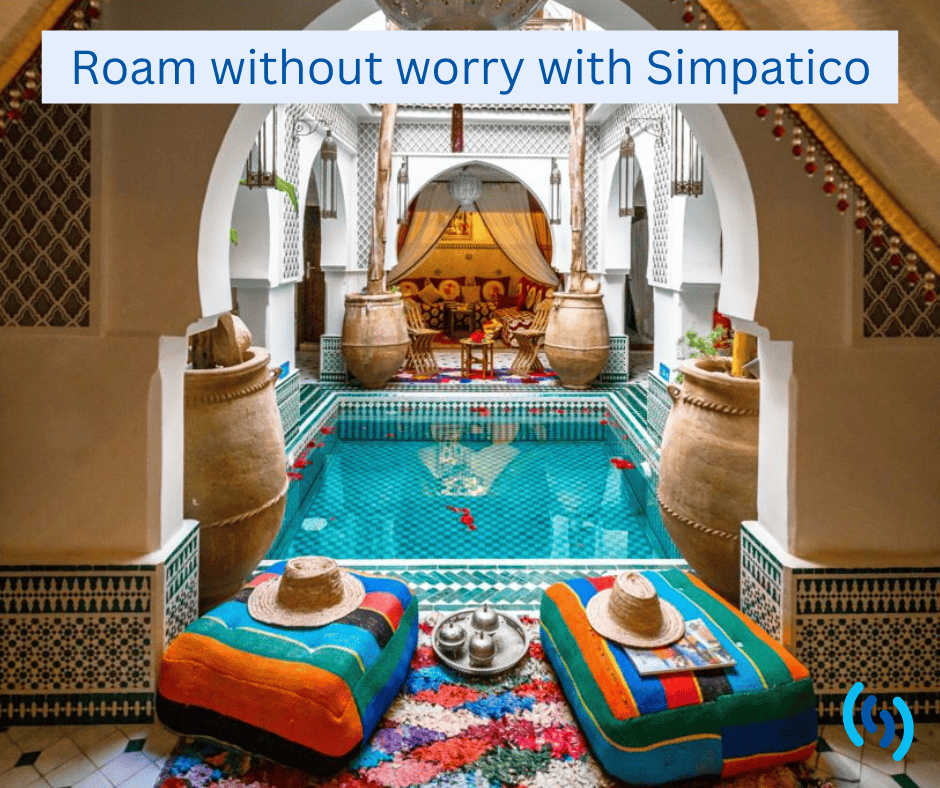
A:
[544,292,610,389]
[657,357,759,603]
[342,292,409,389]
[184,347,287,611]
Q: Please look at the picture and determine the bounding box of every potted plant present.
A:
[657,330,759,603]
[342,103,409,388]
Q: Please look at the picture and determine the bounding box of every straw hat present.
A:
[248,556,365,628]
[586,571,685,648]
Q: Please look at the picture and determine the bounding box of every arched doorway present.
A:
[296,168,325,348]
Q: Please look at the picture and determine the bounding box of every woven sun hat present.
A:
[248,556,365,628]
[586,571,685,648]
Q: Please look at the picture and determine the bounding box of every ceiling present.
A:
[2,0,937,246]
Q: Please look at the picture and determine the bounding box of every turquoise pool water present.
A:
[268,412,667,561]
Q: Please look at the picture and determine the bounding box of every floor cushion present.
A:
[540,568,817,785]
[157,563,419,774]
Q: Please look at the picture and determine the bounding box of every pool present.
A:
[268,407,673,562]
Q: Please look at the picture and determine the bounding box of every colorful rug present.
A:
[156,614,817,788]
[390,367,559,386]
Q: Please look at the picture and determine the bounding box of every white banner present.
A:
[42,30,898,104]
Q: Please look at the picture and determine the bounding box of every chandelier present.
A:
[448,170,482,211]
[374,0,546,30]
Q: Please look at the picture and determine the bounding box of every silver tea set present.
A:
[432,604,529,676]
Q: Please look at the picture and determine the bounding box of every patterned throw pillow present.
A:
[418,283,443,304]
[516,277,550,312]
[478,276,512,303]
[462,286,482,303]
[429,276,465,302]
[397,278,425,299]
[496,293,517,310]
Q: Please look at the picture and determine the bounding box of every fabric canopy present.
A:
[476,183,558,286]
[388,182,459,283]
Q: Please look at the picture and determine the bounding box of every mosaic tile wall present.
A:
[740,523,940,724]
[275,368,301,445]
[0,522,199,725]
[319,334,348,382]
[645,370,673,446]
[357,118,599,272]
[0,69,91,327]
[600,104,672,286]
[599,335,629,384]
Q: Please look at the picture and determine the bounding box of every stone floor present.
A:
[2,710,938,788]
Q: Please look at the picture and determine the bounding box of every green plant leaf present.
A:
[238,178,247,185]
[276,176,299,213]
[230,228,239,246]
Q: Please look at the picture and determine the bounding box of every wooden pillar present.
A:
[367,102,397,295]
[568,101,586,294]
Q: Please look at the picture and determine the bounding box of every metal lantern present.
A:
[245,106,277,189]
[374,0,546,30]
[397,156,410,224]
[448,171,482,212]
[672,105,704,197]
[319,128,337,219]
[619,132,636,218]
[549,157,562,225]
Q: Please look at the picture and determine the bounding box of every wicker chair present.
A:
[403,298,440,375]
[509,298,552,375]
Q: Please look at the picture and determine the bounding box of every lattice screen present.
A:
[863,210,940,337]
[357,118,600,271]
[1,74,91,327]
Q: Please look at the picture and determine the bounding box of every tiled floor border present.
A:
[0,523,200,727]
[741,522,940,724]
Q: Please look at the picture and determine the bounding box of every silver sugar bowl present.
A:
[468,631,497,667]
[436,621,467,657]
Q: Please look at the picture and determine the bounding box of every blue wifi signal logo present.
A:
[843,682,914,761]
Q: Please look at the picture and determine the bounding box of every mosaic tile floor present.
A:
[2,700,938,788]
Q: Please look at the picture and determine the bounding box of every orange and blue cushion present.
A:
[157,564,418,774]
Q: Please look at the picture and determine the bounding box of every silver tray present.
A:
[431,608,529,677]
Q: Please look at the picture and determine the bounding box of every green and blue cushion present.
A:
[540,568,817,785]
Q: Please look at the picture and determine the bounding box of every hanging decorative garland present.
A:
[672,0,938,321]
[0,0,100,140]
[451,103,464,153]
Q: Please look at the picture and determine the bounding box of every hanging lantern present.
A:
[619,132,636,218]
[549,158,561,225]
[397,156,410,224]
[448,170,482,212]
[672,106,703,197]
[245,106,278,189]
[373,0,544,30]
[319,128,337,219]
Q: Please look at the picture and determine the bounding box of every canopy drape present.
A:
[388,182,459,282]
[476,183,558,286]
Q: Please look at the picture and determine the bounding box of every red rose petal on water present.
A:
[321,426,335,434]
[600,419,608,425]
[610,458,635,470]
[468,524,477,531]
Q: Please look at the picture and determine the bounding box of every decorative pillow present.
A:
[418,283,443,304]
[478,276,512,302]
[396,278,425,299]
[517,277,550,312]
[429,276,465,302]
[496,293,517,310]
[461,286,482,303]
[157,565,419,774]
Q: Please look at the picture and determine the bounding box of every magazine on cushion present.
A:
[624,618,736,675]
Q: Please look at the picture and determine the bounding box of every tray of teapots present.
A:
[431,604,529,677]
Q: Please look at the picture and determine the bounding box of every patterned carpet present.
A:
[156,614,816,788]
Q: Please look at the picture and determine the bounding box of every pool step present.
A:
[624,382,649,424]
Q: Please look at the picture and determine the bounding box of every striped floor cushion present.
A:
[157,564,419,774]
[540,568,817,785]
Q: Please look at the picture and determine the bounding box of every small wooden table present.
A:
[460,338,494,379]
[445,303,478,339]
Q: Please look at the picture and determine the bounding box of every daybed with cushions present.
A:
[399,275,555,345]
